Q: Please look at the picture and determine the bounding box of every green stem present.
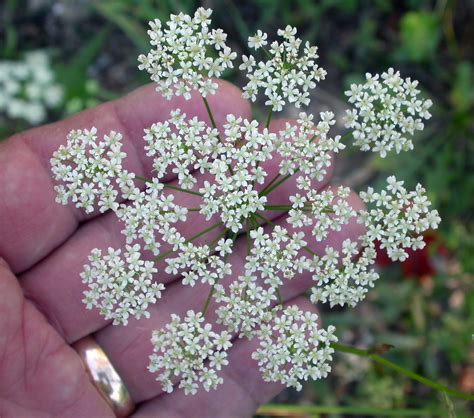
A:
[187,221,223,243]
[208,228,229,250]
[202,96,218,130]
[332,342,474,402]
[263,205,293,210]
[162,183,203,197]
[245,218,251,256]
[261,46,273,60]
[259,134,319,198]
[260,173,292,197]
[265,107,273,129]
[135,175,203,198]
[275,288,283,306]
[260,173,281,196]
[264,205,334,214]
[201,96,234,176]
[156,208,200,215]
[254,212,274,226]
[256,404,435,417]
[153,221,222,262]
[201,229,238,315]
[135,174,153,183]
[302,246,317,257]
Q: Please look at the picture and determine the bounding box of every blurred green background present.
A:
[1,0,473,416]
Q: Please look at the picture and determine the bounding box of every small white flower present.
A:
[81,245,164,326]
[149,310,231,394]
[252,306,337,390]
[138,8,235,99]
[248,30,268,49]
[358,176,441,261]
[344,68,432,157]
[50,128,130,213]
[241,28,325,111]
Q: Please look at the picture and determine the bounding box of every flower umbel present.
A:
[149,310,231,394]
[344,68,433,157]
[51,127,131,213]
[359,176,441,261]
[82,245,164,326]
[138,8,236,99]
[241,25,326,111]
[50,9,441,397]
[252,306,337,390]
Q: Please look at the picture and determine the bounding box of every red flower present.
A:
[374,233,448,282]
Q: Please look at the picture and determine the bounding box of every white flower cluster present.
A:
[344,68,433,157]
[149,310,232,394]
[165,238,233,287]
[146,110,276,233]
[49,8,441,397]
[116,179,188,255]
[0,51,63,124]
[359,176,441,261]
[288,186,355,242]
[81,179,193,326]
[51,127,132,213]
[215,272,276,338]
[310,238,379,307]
[240,25,326,111]
[212,230,337,390]
[81,245,164,325]
[138,8,236,99]
[144,109,219,189]
[215,226,309,337]
[277,111,344,181]
[199,116,276,232]
[252,306,337,390]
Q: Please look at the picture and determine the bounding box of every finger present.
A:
[20,118,333,343]
[0,258,114,418]
[0,80,250,273]
[92,188,363,403]
[133,296,316,418]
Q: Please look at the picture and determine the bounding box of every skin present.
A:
[0,80,364,418]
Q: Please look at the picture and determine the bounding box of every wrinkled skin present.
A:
[0,81,364,418]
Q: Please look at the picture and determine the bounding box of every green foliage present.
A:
[56,28,110,101]
[91,2,149,51]
[450,61,474,112]
[90,0,199,52]
[398,11,441,62]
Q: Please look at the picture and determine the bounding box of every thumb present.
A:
[0,258,114,418]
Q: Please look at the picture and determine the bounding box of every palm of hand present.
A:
[0,81,363,418]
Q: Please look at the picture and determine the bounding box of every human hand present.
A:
[0,81,364,417]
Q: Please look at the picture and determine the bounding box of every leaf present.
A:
[92,1,149,51]
[70,28,110,73]
[450,61,474,112]
[55,28,110,99]
[399,11,441,62]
